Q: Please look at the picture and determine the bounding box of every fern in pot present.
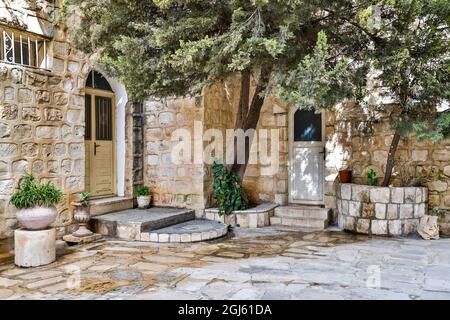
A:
[136,186,151,209]
[10,174,63,230]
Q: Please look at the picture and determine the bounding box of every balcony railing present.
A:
[0,26,48,69]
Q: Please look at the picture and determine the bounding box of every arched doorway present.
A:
[84,70,116,197]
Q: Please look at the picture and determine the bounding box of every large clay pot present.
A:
[16,206,58,230]
[137,195,151,209]
[339,170,352,183]
[71,202,93,237]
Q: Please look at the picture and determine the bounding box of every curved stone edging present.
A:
[204,203,278,228]
[337,183,428,236]
[141,220,228,243]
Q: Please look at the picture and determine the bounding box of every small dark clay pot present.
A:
[339,170,352,183]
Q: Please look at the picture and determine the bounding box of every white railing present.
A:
[0,26,48,69]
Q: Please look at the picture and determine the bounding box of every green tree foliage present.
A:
[64,0,449,184]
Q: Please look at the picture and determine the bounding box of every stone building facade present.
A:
[0,0,137,238]
[0,0,449,239]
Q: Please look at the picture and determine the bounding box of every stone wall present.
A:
[328,102,450,214]
[337,183,427,235]
[0,0,93,239]
[143,95,206,216]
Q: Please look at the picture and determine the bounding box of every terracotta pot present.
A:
[71,202,93,237]
[339,170,352,183]
[137,195,151,209]
[16,206,58,230]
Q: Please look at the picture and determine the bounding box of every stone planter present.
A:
[204,203,278,228]
[137,195,151,209]
[71,202,93,237]
[16,206,58,230]
[337,183,427,236]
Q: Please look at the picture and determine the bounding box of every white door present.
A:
[289,108,325,204]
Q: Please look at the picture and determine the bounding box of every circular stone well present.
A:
[337,183,427,236]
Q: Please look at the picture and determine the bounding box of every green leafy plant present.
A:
[10,174,63,209]
[365,169,378,186]
[76,192,90,207]
[135,186,150,197]
[212,161,248,216]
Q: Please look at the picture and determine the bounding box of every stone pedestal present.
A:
[14,228,56,267]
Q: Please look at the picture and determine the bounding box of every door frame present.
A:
[84,87,117,198]
[288,107,326,205]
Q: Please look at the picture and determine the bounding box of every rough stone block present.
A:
[349,201,361,217]
[158,233,169,243]
[170,234,181,242]
[341,200,349,214]
[180,234,191,242]
[191,233,201,242]
[390,188,404,204]
[236,213,249,228]
[370,188,390,203]
[404,187,418,203]
[399,204,414,219]
[428,181,448,192]
[205,211,215,221]
[356,219,370,234]
[352,184,369,202]
[341,184,352,200]
[403,219,419,235]
[387,204,399,220]
[388,220,402,236]
[411,150,428,162]
[150,233,158,242]
[371,220,388,235]
[414,203,426,218]
[375,203,386,219]
[248,214,258,228]
[361,203,375,218]
[344,216,356,231]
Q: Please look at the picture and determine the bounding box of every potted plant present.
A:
[10,174,63,230]
[365,168,378,186]
[338,167,352,184]
[136,186,151,209]
[71,192,93,237]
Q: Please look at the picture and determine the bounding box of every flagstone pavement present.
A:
[0,227,449,300]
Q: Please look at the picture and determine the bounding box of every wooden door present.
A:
[289,109,325,204]
[85,92,115,197]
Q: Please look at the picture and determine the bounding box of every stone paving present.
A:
[0,227,449,300]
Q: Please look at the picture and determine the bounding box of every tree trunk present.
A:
[226,69,250,173]
[231,67,272,179]
[382,127,401,187]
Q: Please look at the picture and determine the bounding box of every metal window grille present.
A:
[0,26,48,69]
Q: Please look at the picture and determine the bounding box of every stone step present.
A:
[141,219,228,243]
[270,216,328,229]
[274,205,330,220]
[90,196,134,217]
[91,207,195,241]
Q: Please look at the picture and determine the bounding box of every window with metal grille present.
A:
[0,26,48,69]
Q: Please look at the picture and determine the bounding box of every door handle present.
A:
[94,142,101,156]
[319,148,326,160]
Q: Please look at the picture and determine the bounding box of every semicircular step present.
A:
[141,219,228,243]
